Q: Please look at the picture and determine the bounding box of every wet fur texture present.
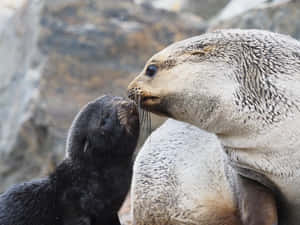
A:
[128,29,300,224]
[0,95,139,225]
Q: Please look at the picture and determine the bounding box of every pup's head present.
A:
[66,95,139,161]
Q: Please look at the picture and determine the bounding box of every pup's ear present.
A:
[83,140,90,153]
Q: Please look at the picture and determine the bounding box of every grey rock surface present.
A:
[214,0,289,22]
[211,0,300,39]
[0,0,49,191]
[182,0,230,19]
[135,0,230,19]
[0,0,206,192]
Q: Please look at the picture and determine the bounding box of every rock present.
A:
[213,0,291,23]
[214,0,267,22]
[134,0,230,19]
[0,0,206,192]
[0,0,49,191]
[182,0,230,19]
[134,0,186,12]
[210,0,300,40]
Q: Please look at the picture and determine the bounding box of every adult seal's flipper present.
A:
[236,175,278,225]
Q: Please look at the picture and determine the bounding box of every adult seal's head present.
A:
[66,95,140,161]
[128,29,300,134]
[128,29,300,225]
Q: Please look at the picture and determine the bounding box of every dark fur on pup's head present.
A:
[0,95,140,225]
[66,95,140,163]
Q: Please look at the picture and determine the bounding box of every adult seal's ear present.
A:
[128,29,300,224]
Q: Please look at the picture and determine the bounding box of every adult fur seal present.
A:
[0,95,140,225]
[128,29,300,225]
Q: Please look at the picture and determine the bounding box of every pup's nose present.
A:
[119,100,138,115]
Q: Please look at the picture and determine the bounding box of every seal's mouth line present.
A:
[139,96,171,118]
[141,95,161,106]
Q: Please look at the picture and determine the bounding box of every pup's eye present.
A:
[145,64,158,77]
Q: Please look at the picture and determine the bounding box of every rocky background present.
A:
[0,0,298,222]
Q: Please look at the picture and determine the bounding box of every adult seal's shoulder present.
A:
[132,119,241,225]
[128,29,300,225]
[0,95,140,225]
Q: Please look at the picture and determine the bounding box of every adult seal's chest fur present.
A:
[128,29,300,225]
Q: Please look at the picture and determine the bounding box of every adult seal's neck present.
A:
[220,134,300,179]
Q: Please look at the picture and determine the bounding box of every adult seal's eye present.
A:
[145,64,158,77]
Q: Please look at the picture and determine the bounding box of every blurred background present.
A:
[0,0,299,221]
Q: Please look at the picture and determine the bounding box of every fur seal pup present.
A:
[128,29,300,224]
[0,95,140,225]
